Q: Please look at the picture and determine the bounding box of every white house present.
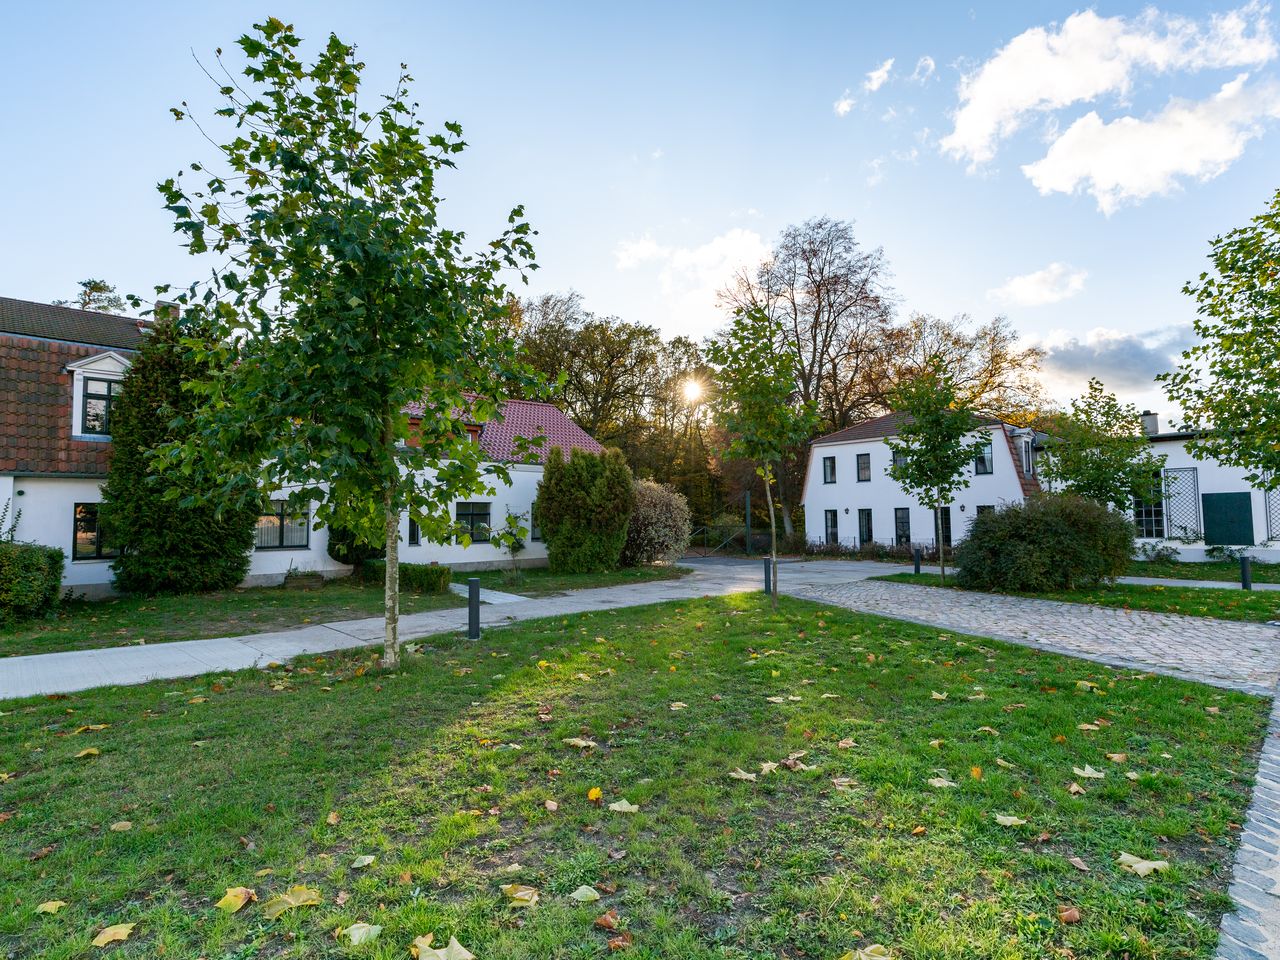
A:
[801,407,1280,561]
[0,296,602,597]
[801,412,1040,551]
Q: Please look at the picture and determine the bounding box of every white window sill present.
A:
[72,434,112,442]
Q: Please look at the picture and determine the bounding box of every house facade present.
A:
[802,412,1040,551]
[801,408,1280,561]
[0,296,602,597]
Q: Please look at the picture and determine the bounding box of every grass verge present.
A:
[1129,558,1280,585]
[0,595,1267,959]
[878,572,1280,623]
[452,564,690,597]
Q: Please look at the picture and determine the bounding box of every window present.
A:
[73,503,116,560]
[974,440,994,475]
[892,450,908,472]
[1133,492,1165,539]
[894,507,911,546]
[408,518,420,546]
[856,453,871,482]
[937,506,952,548]
[255,500,310,550]
[1022,439,1033,475]
[822,456,836,484]
[82,378,122,435]
[976,504,995,516]
[530,502,542,542]
[456,502,491,543]
[858,508,873,545]
[824,509,839,545]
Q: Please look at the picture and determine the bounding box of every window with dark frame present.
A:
[822,456,836,484]
[82,378,122,435]
[894,507,911,545]
[974,440,994,475]
[456,502,491,543]
[408,518,420,546]
[976,504,995,515]
[72,503,117,560]
[856,452,871,482]
[824,509,838,545]
[1133,492,1165,539]
[891,450,908,472]
[937,506,952,548]
[858,508,873,545]
[255,500,310,550]
[530,502,542,542]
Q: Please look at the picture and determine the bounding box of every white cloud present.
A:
[864,58,894,92]
[866,157,886,187]
[941,3,1276,167]
[910,55,936,83]
[1023,74,1280,213]
[614,228,770,336]
[833,89,855,116]
[1039,325,1195,392]
[988,262,1088,306]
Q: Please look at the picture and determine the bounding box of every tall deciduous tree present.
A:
[100,316,259,593]
[884,357,988,583]
[707,307,817,606]
[1038,378,1165,512]
[153,18,538,667]
[1158,187,1280,488]
[55,279,127,315]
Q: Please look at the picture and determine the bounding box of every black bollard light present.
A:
[913,546,922,575]
[763,558,772,596]
[1242,555,1253,592]
[468,577,481,639]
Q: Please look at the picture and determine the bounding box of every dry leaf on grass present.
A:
[930,691,948,700]
[1057,905,1082,923]
[728,768,757,782]
[500,883,539,907]
[569,885,601,902]
[411,934,476,960]
[837,738,856,749]
[351,855,375,869]
[926,777,958,789]
[91,923,135,947]
[1068,782,1087,795]
[609,799,639,813]
[344,922,381,945]
[1117,852,1170,877]
[75,748,99,759]
[325,811,340,826]
[545,799,559,812]
[838,946,893,959]
[1073,765,1106,780]
[36,900,67,914]
[994,814,1026,827]
[759,761,778,775]
[1067,855,1090,871]
[1105,752,1128,763]
[595,908,620,930]
[215,887,257,913]
[995,758,1016,769]
[563,738,598,749]
[669,702,687,711]
[262,885,322,919]
[109,821,132,832]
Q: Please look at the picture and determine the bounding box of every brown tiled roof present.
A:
[811,411,1004,446]
[0,335,125,477]
[0,296,146,350]
[404,397,604,463]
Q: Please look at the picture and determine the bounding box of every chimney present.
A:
[1140,411,1159,436]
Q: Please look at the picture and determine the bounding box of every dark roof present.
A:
[403,397,604,464]
[0,296,145,351]
[0,336,115,476]
[811,411,1004,446]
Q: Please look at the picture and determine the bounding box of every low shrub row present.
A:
[361,559,452,594]
[0,541,65,626]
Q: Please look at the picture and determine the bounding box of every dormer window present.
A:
[83,378,122,435]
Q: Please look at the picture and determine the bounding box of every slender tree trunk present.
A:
[935,490,946,585]
[775,466,796,539]
[382,480,401,668]
[764,465,779,610]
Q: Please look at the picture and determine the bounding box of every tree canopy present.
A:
[55,279,127,315]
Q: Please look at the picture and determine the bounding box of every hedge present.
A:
[363,559,452,594]
[954,493,1134,592]
[0,541,64,626]
[534,447,634,574]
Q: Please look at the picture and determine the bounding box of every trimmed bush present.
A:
[955,493,1134,592]
[363,559,452,594]
[621,480,691,566]
[99,316,258,594]
[326,522,385,569]
[534,447,634,574]
[0,542,64,626]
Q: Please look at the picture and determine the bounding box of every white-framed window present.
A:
[67,352,131,438]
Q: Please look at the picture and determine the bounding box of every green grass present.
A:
[0,596,1267,959]
[877,572,1280,622]
[1129,558,1280,584]
[0,580,464,658]
[453,564,691,597]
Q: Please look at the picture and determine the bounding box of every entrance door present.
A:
[824,509,839,545]
[1202,492,1254,545]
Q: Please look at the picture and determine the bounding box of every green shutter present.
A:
[1201,492,1254,545]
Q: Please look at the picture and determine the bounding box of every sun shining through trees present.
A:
[682,378,704,404]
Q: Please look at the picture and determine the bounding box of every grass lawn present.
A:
[879,572,1280,623]
[1129,558,1280,585]
[0,595,1267,959]
[453,564,691,597]
[0,580,464,659]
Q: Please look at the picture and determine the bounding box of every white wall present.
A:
[801,426,1028,549]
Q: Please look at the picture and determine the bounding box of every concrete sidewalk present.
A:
[0,559,893,700]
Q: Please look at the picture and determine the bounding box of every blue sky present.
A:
[4,2,1279,413]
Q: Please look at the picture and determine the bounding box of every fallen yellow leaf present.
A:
[215,886,256,913]
[91,922,135,947]
[499,883,539,907]
[343,922,381,945]
[608,799,639,813]
[411,934,476,960]
[76,748,100,759]
[1117,852,1170,877]
[261,885,322,919]
[36,900,67,914]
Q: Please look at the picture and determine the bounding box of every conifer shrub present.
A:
[534,447,634,573]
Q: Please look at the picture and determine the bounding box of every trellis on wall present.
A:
[1163,467,1201,541]
[1267,487,1280,541]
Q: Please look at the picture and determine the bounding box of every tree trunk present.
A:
[935,491,946,585]
[382,480,401,668]
[764,465,779,610]
[775,467,796,539]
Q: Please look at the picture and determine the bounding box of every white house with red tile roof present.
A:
[0,296,603,596]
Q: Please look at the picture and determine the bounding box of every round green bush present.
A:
[0,541,65,626]
[621,480,691,566]
[955,493,1134,592]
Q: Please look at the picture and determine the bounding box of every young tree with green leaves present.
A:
[707,306,817,606]
[1038,378,1165,512]
[100,316,259,593]
[152,18,538,667]
[884,356,988,583]
[1158,187,1280,488]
